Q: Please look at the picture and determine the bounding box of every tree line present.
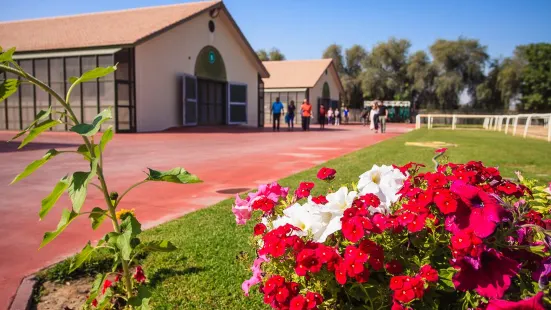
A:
[258,39,551,112]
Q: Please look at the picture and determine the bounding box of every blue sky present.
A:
[2,0,550,60]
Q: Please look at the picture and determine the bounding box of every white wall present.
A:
[309,65,341,123]
[135,10,260,132]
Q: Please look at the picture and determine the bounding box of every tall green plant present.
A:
[1,47,201,309]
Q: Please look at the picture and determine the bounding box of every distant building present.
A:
[262,59,344,124]
[0,1,270,132]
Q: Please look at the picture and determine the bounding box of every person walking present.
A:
[286,100,296,131]
[327,107,334,125]
[335,108,340,126]
[318,104,326,130]
[300,99,312,131]
[272,97,284,132]
[343,107,349,124]
[378,101,388,133]
[361,107,369,126]
[369,102,379,132]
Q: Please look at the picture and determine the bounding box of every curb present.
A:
[9,275,37,310]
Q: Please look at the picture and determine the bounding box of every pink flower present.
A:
[453,248,520,299]
[242,255,269,296]
[249,182,289,202]
[486,292,545,310]
[232,194,252,225]
[449,181,507,238]
[435,148,447,153]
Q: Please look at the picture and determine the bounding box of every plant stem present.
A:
[115,180,149,207]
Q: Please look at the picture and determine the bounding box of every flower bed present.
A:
[233,150,551,309]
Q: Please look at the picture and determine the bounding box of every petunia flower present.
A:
[435,148,447,153]
[242,255,269,296]
[232,194,252,225]
[532,256,551,289]
[486,292,545,310]
[452,248,520,299]
[317,167,337,181]
[133,266,146,283]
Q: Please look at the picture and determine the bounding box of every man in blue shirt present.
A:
[272,97,284,132]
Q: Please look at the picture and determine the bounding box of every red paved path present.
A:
[0,124,412,307]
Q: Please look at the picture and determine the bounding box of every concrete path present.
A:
[0,124,413,307]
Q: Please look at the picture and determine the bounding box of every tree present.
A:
[430,37,489,109]
[475,59,504,111]
[268,48,286,61]
[407,50,438,109]
[497,54,524,111]
[257,49,269,61]
[518,43,551,111]
[362,38,411,101]
[322,44,344,74]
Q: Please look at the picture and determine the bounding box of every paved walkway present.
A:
[0,124,413,307]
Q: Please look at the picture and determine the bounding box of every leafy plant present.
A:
[1,47,202,309]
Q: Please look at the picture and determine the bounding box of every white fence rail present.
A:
[415,113,551,142]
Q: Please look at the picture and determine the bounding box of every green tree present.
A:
[497,54,524,111]
[322,44,345,74]
[257,49,269,61]
[518,43,551,111]
[407,50,438,109]
[268,48,286,61]
[476,59,505,111]
[430,37,489,109]
[362,38,411,101]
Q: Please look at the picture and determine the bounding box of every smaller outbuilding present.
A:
[262,59,344,125]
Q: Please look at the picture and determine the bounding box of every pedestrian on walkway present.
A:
[287,100,296,131]
[319,104,326,130]
[327,107,334,125]
[369,101,379,132]
[272,97,284,132]
[378,101,388,133]
[343,107,349,124]
[335,108,340,126]
[301,99,312,131]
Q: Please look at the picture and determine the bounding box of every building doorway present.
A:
[198,79,226,125]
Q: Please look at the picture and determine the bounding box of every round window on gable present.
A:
[208,20,215,33]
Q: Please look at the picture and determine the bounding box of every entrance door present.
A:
[183,75,198,125]
[198,79,226,125]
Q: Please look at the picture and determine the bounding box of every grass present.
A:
[38,129,551,309]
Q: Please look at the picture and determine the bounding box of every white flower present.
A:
[272,202,325,241]
[316,187,358,242]
[358,164,406,214]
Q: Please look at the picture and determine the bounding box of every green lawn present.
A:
[39,129,551,309]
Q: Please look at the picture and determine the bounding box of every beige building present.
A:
[262,59,344,124]
[0,0,269,132]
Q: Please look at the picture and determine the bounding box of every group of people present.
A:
[271,98,352,132]
[360,100,388,133]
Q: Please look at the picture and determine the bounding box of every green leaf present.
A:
[68,159,98,213]
[0,47,15,63]
[11,149,59,184]
[0,79,20,102]
[39,176,71,220]
[70,242,95,272]
[71,65,117,85]
[41,208,79,248]
[76,143,100,161]
[70,109,112,137]
[89,207,107,230]
[10,107,54,142]
[140,240,177,252]
[86,273,106,305]
[146,167,202,184]
[128,286,152,309]
[99,126,114,152]
[19,119,62,149]
[117,215,142,260]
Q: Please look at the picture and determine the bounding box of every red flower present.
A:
[451,230,472,250]
[435,148,447,153]
[434,189,458,214]
[305,292,323,309]
[295,182,315,199]
[416,190,433,208]
[101,279,112,294]
[315,245,337,264]
[335,262,348,285]
[342,217,366,242]
[418,265,438,283]
[385,260,403,275]
[254,223,267,236]
[358,193,381,207]
[275,286,290,303]
[317,167,336,181]
[453,248,521,299]
[360,240,384,270]
[406,213,427,233]
[91,299,98,307]
[394,288,416,303]
[264,275,285,295]
[252,196,276,213]
[290,295,306,310]
[133,266,146,283]
[486,292,545,310]
[295,249,323,276]
[496,181,520,196]
[425,172,448,188]
[311,195,328,204]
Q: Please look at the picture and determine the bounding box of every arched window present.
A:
[322,82,330,99]
[194,46,226,81]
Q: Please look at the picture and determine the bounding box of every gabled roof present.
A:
[262,59,344,92]
[0,1,220,52]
